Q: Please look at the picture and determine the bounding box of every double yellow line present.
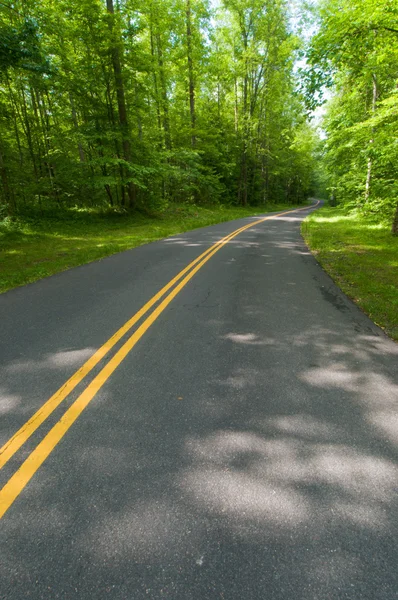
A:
[0,202,318,518]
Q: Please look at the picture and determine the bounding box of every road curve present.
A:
[1,203,397,599]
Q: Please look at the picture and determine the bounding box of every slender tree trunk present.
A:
[240,147,248,206]
[19,85,39,180]
[149,21,163,143]
[69,93,85,163]
[234,77,238,132]
[240,56,249,206]
[186,0,196,148]
[6,76,23,170]
[95,115,115,207]
[35,88,59,203]
[392,202,398,235]
[137,85,143,141]
[364,73,377,203]
[237,21,250,207]
[0,145,12,214]
[105,184,114,206]
[262,97,270,203]
[106,0,136,209]
[156,33,171,150]
[104,76,125,206]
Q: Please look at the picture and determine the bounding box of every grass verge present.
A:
[0,202,301,294]
[302,205,398,341]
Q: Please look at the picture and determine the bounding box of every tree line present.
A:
[0,0,316,216]
[306,0,398,234]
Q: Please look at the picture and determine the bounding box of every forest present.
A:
[0,0,397,232]
[307,0,398,234]
[0,0,397,324]
[0,0,318,217]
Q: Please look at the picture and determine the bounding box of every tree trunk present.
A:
[238,24,250,206]
[186,0,196,148]
[156,33,171,150]
[0,146,12,214]
[234,77,238,132]
[104,76,125,206]
[240,147,248,206]
[5,75,24,171]
[106,0,136,209]
[149,21,163,143]
[35,88,59,203]
[392,201,398,235]
[239,72,249,206]
[69,93,85,163]
[364,73,377,203]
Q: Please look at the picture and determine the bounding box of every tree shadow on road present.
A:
[1,217,398,599]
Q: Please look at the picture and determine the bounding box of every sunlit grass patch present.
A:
[302,206,398,341]
[0,202,302,294]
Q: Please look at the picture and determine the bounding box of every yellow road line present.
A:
[0,224,249,470]
[0,202,318,519]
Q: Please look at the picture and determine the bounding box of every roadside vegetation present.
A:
[0,0,320,294]
[303,206,398,341]
[1,0,397,341]
[300,0,398,342]
[0,202,298,293]
[304,0,398,235]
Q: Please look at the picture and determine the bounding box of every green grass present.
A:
[0,202,300,294]
[302,205,398,341]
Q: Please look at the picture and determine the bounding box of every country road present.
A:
[1,202,397,599]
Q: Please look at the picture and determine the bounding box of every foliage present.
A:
[305,0,398,233]
[0,0,317,218]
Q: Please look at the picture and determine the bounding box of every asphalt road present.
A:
[1,203,398,599]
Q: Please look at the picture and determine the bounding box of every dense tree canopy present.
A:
[0,0,317,216]
[306,0,398,233]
